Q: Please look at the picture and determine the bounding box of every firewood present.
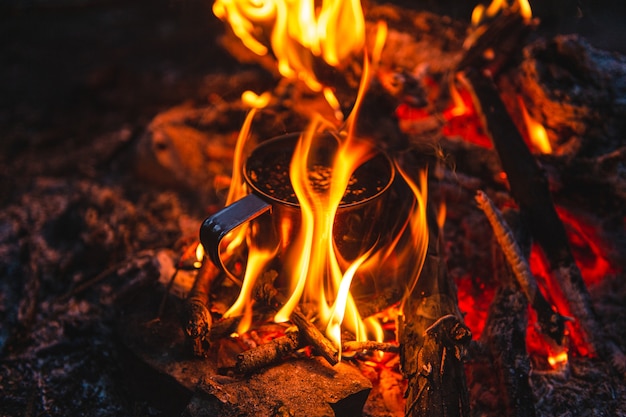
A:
[254,271,340,366]
[183,259,221,357]
[457,10,534,77]
[236,330,300,374]
[399,209,471,417]
[475,190,568,344]
[463,69,626,369]
[482,208,536,417]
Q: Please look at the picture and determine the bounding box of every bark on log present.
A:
[476,190,567,344]
[236,330,300,374]
[399,208,471,417]
[463,69,625,368]
[183,260,221,357]
[482,208,536,417]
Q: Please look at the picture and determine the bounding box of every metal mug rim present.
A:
[242,131,396,209]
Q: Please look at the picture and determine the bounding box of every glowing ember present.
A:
[547,350,569,369]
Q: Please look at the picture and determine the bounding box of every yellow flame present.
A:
[449,81,470,118]
[396,166,429,315]
[547,351,568,368]
[223,234,275,334]
[212,7,394,358]
[194,243,205,269]
[323,87,343,121]
[518,96,552,154]
[221,94,271,280]
[325,251,371,359]
[242,90,272,108]
[213,0,365,92]
[468,0,533,47]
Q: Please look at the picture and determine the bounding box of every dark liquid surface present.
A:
[247,150,388,206]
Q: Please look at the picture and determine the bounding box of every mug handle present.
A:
[200,193,272,272]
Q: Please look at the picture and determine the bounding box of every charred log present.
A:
[399,208,471,417]
[481,208,536,417]
[183,260,221,357]
[457,10,534,77]
[476,190,568,344]
[254,271,340,366]
[463,69,625,368]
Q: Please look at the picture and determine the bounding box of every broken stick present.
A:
[236,330,300,374]
[255,271,340,366]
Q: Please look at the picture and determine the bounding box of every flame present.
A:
[275,123,377,349]
[471,0,532,25]
[208,4,417,360]
[220,92,272,282]
[396,166,429,315]
[194,243,205,269]
[466,0,532,49]
[448,81,471,118]
[223,234,275,334]
[213,0,365,92]
[518,96,552,154]
[547,350,569,369]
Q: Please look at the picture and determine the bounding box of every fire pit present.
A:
[1,0,626,416]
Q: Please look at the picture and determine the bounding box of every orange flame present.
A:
[194,243,205,269]
[547,350,569,369]
[471,0,532,25]
[396,166,429,315]
[213,0,365,92]
[466,0,532,49]
[518,96,552,154]
[208,3,430,360]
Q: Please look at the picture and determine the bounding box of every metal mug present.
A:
[200,132,398,277]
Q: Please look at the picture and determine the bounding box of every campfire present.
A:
[2,0,626,416]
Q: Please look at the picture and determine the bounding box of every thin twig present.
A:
[342,341,399,354]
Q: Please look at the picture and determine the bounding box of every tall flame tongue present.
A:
[212,0,430,360]
[275,51,385,356]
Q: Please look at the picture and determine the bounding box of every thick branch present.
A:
[463,69,607,358]
[399,208,471,417]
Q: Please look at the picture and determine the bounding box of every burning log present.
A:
[463,69,626,368]
[254,271,340,366]
[236,329,300,374]
[399,210,472,417]
[183,259,221,357]
[457,9,534,77]
[481,207,536,417]
[475,190,568,344]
